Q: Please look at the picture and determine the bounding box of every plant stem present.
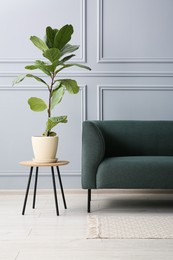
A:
[48,73,55,118]
[47,72,55,136]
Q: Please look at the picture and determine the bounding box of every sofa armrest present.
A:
[82,121,105,189]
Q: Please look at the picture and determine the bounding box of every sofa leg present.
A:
[87,189,91,213]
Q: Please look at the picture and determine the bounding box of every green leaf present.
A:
[54,24,73,49]
[45,26,57,48]
[25,65,38,70]
[55,63,91,74]
[12,73,49,87]
[25,61,51,76]
[26,59,61,74]
[34,60,51,76]
[60,54,75,63]
[66,63,91,70]
[43,131,56,136]
[60,44,79,56]
[12,74,26,86]
[43,48,61,63]
[28,97,47,112]
[44,116,68,135]
[26,74,49,86]
[59,79,80,94]
[51,86,65,110]
[45,60,61,72]
[53,29,59,35]
[30,36,48,52]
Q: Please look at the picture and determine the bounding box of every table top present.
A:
[19,160,69,167]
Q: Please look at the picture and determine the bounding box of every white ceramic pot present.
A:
[32,136,59,163]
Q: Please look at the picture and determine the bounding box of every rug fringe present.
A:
[87,215,100,239]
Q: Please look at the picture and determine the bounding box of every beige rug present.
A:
[87,215,173,239]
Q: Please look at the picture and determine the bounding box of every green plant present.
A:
[13,24,91,136]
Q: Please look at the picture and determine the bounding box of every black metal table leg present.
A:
[88,189,91,213]
[33,167,39,209]
[56,166,67,209]
[22,166,33,215]
[51,166,59,216]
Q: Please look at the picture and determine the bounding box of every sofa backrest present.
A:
[93,120,173,156]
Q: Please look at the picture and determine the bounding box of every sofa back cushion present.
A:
[94,120,173,156]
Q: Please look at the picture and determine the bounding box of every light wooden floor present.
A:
[1,190,173,260]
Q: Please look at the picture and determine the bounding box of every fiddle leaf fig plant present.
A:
[13,24,91,136]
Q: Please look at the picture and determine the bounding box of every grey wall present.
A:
[1,0,173,189]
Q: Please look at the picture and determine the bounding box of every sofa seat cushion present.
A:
[97,156,173,189]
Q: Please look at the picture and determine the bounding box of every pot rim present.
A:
[32,135,58,138]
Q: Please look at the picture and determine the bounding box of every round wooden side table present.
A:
[20,160,69,216]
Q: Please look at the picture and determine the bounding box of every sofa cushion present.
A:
[94,121,173,157]
[97,156,173,189]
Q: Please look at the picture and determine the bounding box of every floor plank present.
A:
[0,190,173,259]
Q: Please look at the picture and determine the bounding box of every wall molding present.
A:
[97,0,173,63]
[0,83,87,122]
[0,171,81,177]
[2,71,173,79]
[0,0,86,64]
[0,84,87,176]
[97,85,173,120]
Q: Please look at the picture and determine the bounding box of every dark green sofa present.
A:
[82,120,173,212]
